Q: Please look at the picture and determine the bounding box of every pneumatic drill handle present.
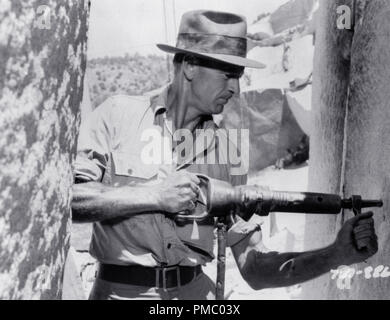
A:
[341,195,383,251]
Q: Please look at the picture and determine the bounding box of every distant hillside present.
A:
[87,54,171,108]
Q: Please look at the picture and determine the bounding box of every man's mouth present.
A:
[219,95,232,103]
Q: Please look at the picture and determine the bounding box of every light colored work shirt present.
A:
[74,87,256,267]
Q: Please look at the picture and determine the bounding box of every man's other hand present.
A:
[334,211,378,265]
[153,171,200,214]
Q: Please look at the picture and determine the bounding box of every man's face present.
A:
[190,59,244,115]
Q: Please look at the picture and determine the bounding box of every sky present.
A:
[87,0,289,58]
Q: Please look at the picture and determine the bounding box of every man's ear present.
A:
[182,59,198,81]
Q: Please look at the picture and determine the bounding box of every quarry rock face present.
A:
[230,0,316,174]
[221,89,306,173]
[270,0,317,34]
[0,0,89,299]
[303,0,390,299]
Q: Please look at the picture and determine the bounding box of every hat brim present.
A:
[157,44,266,69]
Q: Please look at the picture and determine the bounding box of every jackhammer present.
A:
[175,175,383,300]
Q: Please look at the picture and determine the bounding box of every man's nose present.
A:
[228,78,240,95]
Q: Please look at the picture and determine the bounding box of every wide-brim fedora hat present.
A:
[157,10,266,69]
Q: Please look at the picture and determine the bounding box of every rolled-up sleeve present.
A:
[227,174,263,247]
[74,99,113,182]
[227,216,262,247]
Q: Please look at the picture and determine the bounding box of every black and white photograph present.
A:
[0,0,389,303]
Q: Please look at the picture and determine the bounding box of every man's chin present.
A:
[214,104,224,114]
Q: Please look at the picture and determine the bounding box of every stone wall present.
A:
[302,0,390,299]
[0,0,89,299]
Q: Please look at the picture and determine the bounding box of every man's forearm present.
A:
[242,244,343,290]
[71,182,161,223]
[233,230,343,290]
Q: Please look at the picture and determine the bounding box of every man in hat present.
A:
[72,10,378,300]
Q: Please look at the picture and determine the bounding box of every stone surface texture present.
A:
[303,0,390,299]
[0,0,89,299]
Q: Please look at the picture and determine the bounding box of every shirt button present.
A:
[127,168,133,174]
[167,243,172,249]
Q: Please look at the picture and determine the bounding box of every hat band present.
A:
[176,33,247,57]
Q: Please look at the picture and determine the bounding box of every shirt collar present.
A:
[150,84,170,117]
[149,84,217,130]
[148,84,221,168]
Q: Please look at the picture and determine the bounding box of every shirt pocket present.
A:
[111,151,158,181]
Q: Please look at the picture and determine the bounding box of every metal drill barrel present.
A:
[258,191,343,214]
[341,198,383,210]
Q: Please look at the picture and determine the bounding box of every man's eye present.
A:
[222,72,242,79]
[224,73,236,79]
